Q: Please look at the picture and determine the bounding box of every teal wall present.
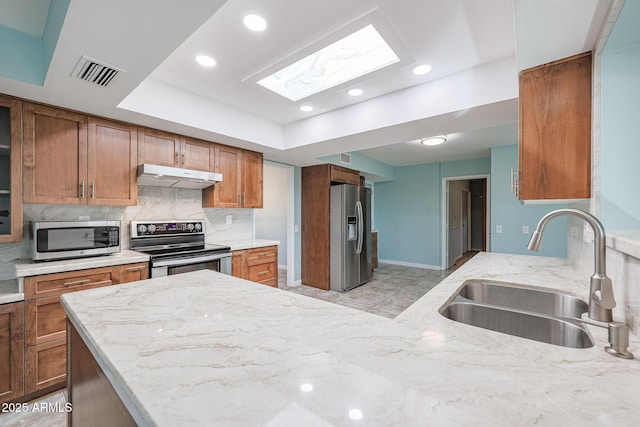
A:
[490,145,567,257]
[374,158,491,267]
[0,0,70,86]
[600,0,640,229]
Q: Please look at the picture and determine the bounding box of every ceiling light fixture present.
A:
[243,14,267,32]
[195,55,216,67]
[420,135,447,146]
[257,25,399,101]
[412,64,432,75]
[300,105,313,112]
[348,88,363,96]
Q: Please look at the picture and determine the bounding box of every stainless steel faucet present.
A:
[528,208,633,359]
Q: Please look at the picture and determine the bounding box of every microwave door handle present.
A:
[356,200,363,255]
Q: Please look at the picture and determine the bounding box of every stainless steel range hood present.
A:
[136,164,222,189]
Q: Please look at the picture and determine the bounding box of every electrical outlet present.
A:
[225,215,232,225]
[496,225,503,233]
[294,224,299,233]
[522,225,529,234]
[79,215,90,221]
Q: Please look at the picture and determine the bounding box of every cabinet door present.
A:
[23,103,88,204]
[0,302,24,404]
[0,96,22,243]
[182,137,215,171]
[204,145,242,208]
[88,118,138,206]
[25,296,67,346]
[114,263,149,284]
[137,128,181,167]
[241,151,263,208]
[518,52,591,200]
[24,339,66,395]
[231,250,247,279]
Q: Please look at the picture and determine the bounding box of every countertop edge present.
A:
[212,239,280,251]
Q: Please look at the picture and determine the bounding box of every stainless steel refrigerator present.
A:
[330,184,372,292]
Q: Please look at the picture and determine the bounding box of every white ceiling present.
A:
[0,0,612,169]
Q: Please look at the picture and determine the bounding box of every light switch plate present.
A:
[496,225,503,233]
[226,215,232,225]
[522,225,529,234]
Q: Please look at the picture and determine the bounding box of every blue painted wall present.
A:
[490,145,567,257]
[600,0,640,229]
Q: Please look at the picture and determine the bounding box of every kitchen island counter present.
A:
[61,252,640,426]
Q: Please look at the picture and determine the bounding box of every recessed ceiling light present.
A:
[258,25,399,101]
[420,135,447,146]
[348,88,363,96]
[195,55,216,67]
[412,64,432,75]
[300,105,313,112]
[244,14,267,31]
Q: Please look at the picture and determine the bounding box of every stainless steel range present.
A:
[130,220,231,278]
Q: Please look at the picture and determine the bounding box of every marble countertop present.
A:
[61,252,640,426]
[211,238,280,251]
[14,250,150,278]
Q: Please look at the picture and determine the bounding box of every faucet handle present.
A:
[594,276,616,309]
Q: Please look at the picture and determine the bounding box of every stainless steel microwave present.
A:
[31,220,121,262]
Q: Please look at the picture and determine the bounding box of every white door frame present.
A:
[441,174,490,270]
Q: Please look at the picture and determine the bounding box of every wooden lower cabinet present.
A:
[0,302,24,404]
[21,262,149,399]
[232,246,278,287]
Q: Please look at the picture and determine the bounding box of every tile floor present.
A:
[1,252,476,426]
[280,253,476,318]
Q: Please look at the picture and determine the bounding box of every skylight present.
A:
[257,25,399,101]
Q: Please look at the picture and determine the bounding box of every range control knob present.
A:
[187,223,195,232]
[148,224,156,234]
[195,223,202,232]
[137,224,147,234]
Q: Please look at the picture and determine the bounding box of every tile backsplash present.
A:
[0,186,252,280]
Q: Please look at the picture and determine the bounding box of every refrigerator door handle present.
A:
[356,200,364,254]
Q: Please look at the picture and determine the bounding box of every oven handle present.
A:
[152,252,232,268]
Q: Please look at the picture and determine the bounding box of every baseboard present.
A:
[378,259,443,270]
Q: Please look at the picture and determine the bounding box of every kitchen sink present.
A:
[457,280,589,318]
[440,280,595,348]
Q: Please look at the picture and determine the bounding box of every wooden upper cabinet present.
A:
[518,52,592,200]
[0,95,22,243]
[88,118,137,205]
[138,129,215,172]
[182,137,215,172]
[203,145,262,208]
[137,128,182,167]
[23,103,88,204]
[23,103,138,206]
[242,150,263,208]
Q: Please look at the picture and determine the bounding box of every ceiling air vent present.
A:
[340,153,352,165]
[71,56,122,87]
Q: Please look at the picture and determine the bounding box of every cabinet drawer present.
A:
[25,267,114,300]
[246,247,277,266]
[330,166,360,185]
[25,339,66,395]
[114,262,149,284]
[25,296,66,346]
[247,262,276,283]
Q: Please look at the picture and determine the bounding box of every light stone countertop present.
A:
[211,238,280,251]
[60,252,640,426]
[13,250,150,278]
[0,279,22,304]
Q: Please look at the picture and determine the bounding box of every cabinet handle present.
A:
[175,152,179,165]
[125,266,145,271]
[182,152,185,165]
[258,271,269,276]
[80,181,85,199]
[63,278,91,287]
[91,181,95,198]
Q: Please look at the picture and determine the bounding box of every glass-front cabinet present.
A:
[0,95,22,243]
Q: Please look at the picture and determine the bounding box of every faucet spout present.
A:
[527,209,615,322]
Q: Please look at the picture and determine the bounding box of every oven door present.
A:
[151,252,232,278]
